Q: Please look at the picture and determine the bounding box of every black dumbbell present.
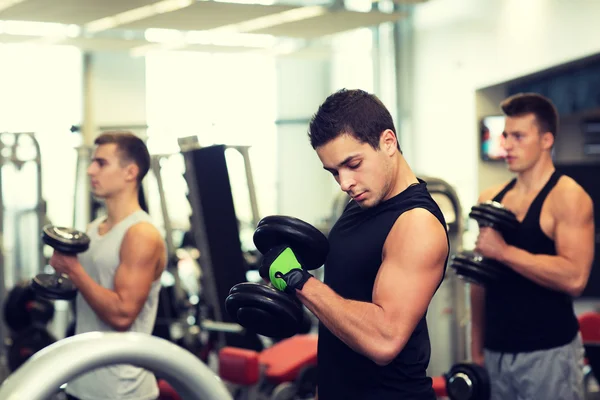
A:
[225,215,329,338]
[7,325,57,372]
[450,201,518,286]
[445,362,491,400]
[31,225,90,301]
[4,281,55,332]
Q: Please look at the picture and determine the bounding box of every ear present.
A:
[380,129,398,155]
[124,162,140,183]
[541,131,554,151]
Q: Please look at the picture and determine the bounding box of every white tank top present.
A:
[66,210,163,400]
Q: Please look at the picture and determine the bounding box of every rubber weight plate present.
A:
[42,225,90,254]
[4,282,54,332]
[460,252,513,280]
[446,362,490,400]
[469,202,518,235]
[450,252,511,286]
[451,253,498,286]
[8,325,57,372]
[225,283,304,338]
[253,216,329,270]
[32,273,78,300]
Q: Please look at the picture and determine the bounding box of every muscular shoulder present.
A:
[384,208,448,261]
[549,176,594,221]
[122,222,164,249]
[478,182,510,203]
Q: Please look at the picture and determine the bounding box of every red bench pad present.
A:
[218,347,260,385]
[158,380,182,400]
[258,334,318,384]
[432,375,447,397]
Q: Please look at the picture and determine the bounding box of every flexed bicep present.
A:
[553,187,595,295]
[372,208,448,359]
[113,223,165,331]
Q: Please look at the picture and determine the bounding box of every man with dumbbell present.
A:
[48,131,167,400]
[260,89,450,399]
[471,93,595,399]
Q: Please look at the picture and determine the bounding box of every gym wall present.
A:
[409,0,600,215]
[88,51,147,133]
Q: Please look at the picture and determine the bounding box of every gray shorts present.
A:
[484,334,585,400]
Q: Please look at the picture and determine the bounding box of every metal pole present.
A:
[392,3,415,155]
[0,135,6,363]
[151,156,176,258]
[78,52,95,227]
[82,53,95,148]
[70,124,149,133]
[25,132,46,275]
[150,155,187,306]
[229,146,260,228]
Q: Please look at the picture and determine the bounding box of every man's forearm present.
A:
[69,265,131,331]
[500,245,584,296]
[297,278,406,365]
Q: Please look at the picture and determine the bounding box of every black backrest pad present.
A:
[183,145,248,321]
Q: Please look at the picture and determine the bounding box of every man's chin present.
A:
[91,190,107,200]
[355,199,373,209]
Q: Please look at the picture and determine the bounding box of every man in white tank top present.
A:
[48,131,167,400]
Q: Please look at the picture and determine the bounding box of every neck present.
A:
[514,153,555,193]
[103,189,142,227]
[386,153,418,199]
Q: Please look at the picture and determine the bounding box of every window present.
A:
[0,44,82,283]
[145,50,277,246]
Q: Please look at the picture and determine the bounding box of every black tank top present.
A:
[484,170,579,352]
[317,180,449,400]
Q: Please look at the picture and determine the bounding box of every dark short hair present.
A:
[500,93,558,138]
[308,89,400,152]
[94,131,150,186]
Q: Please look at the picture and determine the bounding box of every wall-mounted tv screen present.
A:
[480,115,507,161]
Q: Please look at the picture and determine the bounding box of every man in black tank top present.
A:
[263,89,450,399]
[471,93,595,400]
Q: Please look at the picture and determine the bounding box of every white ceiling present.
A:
[0,0,424,54]
[119,2,300,31]
[0,0,161,25]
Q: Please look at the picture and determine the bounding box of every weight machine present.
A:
[142,136,265,358]
[420,176,467,376]
[0,132,47,374]
[178,137,267,351]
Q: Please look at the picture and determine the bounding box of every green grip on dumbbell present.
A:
[269,247,302,292]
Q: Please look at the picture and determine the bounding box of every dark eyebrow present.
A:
[323,154,360,172]
[92,157,107,163]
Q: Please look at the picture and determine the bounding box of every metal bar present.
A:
[200,320,244,334]
[149,155,188,307]
[0,332,233,400]
[70,124,149,133]
[228,146,261,228]
[0,138,6,362]
[150,157,176,256]
[24,132,46,276]
[274,118,312,125]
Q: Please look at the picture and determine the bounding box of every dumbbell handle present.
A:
[56,273,69,287]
